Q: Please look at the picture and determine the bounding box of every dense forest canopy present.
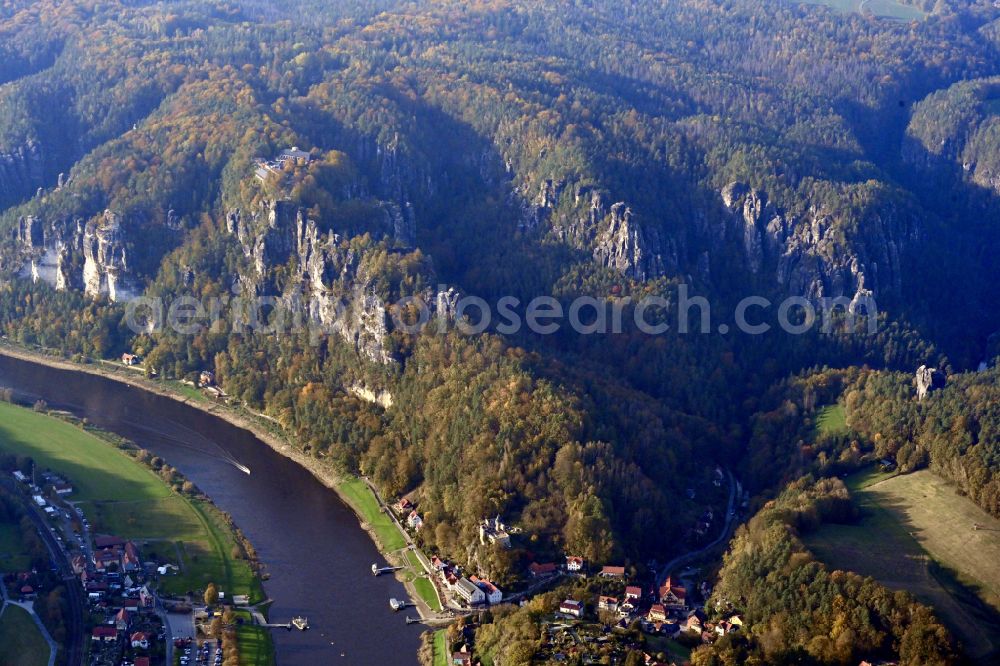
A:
[1,0,999,663]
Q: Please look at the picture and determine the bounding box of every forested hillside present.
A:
[1,0,1000,663]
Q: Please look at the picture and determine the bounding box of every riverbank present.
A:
[0,342,438,623]
[0,397,276,665]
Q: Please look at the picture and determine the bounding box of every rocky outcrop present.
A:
[226,199,451,365]
[82,211,134,301]
[521,177,673,280]
[0,140,45,207]
[12,211,137,302]
[721,182,770,274]
[916,365,946,400]
[592,201,666,281]
[349,384,394,409]
[720,182,909,304]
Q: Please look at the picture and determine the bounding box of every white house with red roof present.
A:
[559,599,584,619]
[471,576,503,604]
[598,595,619,613]
[648,603,668,623]
[659,576,687,611]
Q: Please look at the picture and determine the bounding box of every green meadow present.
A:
[337,477,407,551]
[0,604,50,666]
[814,404,847,438]
[805,468,1000,659]
[0,401,261,602]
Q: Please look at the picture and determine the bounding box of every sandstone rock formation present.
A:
[13,211,137,302]
[916,365,946,400]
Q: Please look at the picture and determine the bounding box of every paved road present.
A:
[657,468,740,587]
[1,477,85,666]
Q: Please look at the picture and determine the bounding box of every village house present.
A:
[198,370,215,388]
[12,470,27,483]
[454,577,486,606]
[648,603,668,623]
[479,516,511,548]
[597,596,619,613]
[659,576,687,611]
[565,556,585,572]
[92,626,118,643]
[115,607,134,632]
[624,585,642,601]
[599,565,625,578]
[406,510,424,531]
[442,569,460,589]
[684,610,705,634]
[470,576,503,604]
[123,541,142,573]
[94,549,120,573]
[430,556,446,571]
[130,631,150,649]
[86,581,109,600]
[619,596,637,614]
[135,658,150,666]
[451,646,473,666]
[71,554,87,576]
[53,482,73,495]
[559,599,584,619]
[528,562,557,578]
[95,535,127,550]
[121,353,140,366]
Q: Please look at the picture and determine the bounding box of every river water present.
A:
[0,353,423,665]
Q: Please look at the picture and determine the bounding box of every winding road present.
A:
[657,468,740,588]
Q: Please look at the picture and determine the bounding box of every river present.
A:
[0,353,423,665]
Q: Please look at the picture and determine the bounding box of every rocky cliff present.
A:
[0,140,45,208]
[916,364,946,400]
[12,210,138,302]
[521,176,674,281]
[226,199,451,365]
[719,181,908,304]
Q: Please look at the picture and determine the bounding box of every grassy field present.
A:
[158,501,262,602]
[805,468,1000,659]
[814,404,846,438]
[867,471,1000,611]
[413,576,442,612]
[797,0,926,20]
[643,634,692,663]
[0,604,51,666]
[0,521,31,571]
[337,478,407,551]
[400,547,442,611]
[0,401,261,602]
[233,609,274,666]
[433,630,448,666]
